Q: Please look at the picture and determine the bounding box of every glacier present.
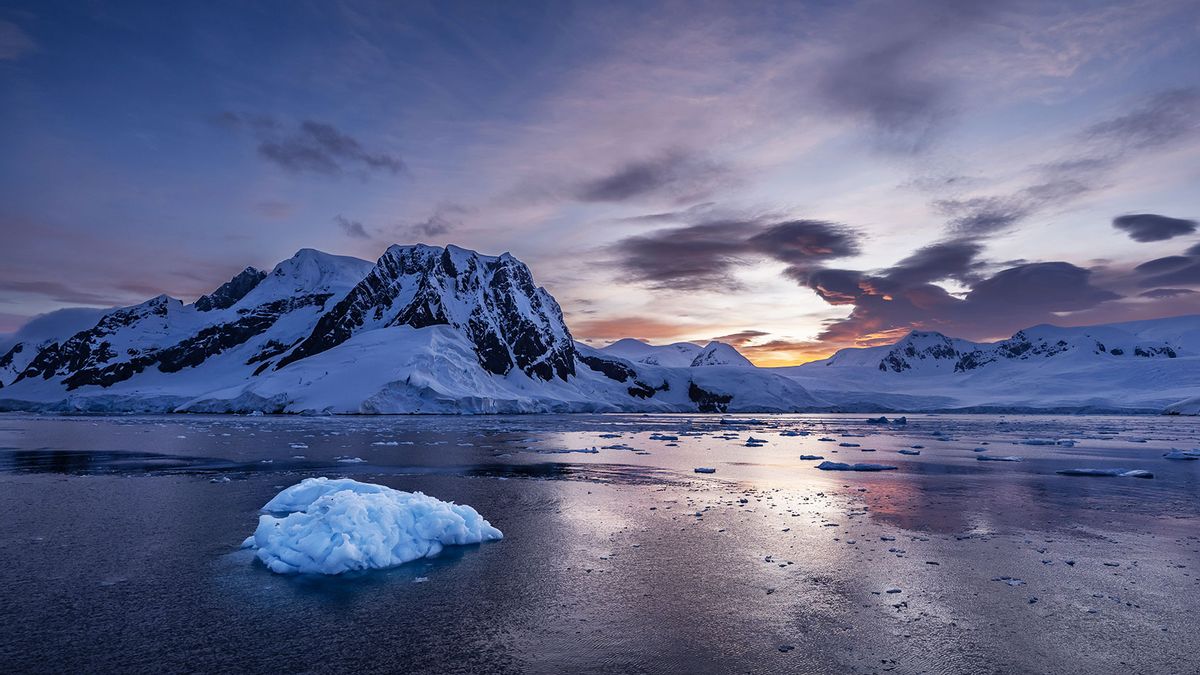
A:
[243,478,503,575]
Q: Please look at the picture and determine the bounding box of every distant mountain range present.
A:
[1,244,1197,414]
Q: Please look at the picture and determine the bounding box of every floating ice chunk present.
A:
[1056,439,1076,447]
[799,455,825,460]
[897,449,921,456]
[336,456,366,463]
[649,434,679,441]
[1020,439,1056,445]
[289,443,308,449]
[694,467,717,474]
[977,455,1022,462]
[372,440,401,446]
[839,442,860,448]
[816,461,897,472]
[244,477,502,575]
[1163,449,1200,460]
[1056,468,1153,478]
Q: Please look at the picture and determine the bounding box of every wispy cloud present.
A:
[217,113,405,177]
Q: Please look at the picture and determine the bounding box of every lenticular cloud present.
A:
[243,477,503,574]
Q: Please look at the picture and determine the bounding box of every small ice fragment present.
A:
[977,455,1022,462]
[898,449,920,456]
[693,467,717,474]
[799,455,825,460]
[1163,449,1200,460]
[336,456,366,463]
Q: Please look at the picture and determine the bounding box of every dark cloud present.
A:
[400,204,470,240]
[611,218,860,290]
[815,2,993,154]
[1134,255,1193,274]
[882,240,983,286]
[1139,288,1196,299]
[804,259,1120,344]
[819,39,951,155]
[1083,88,1200,150]
[219,113,404,177]
[1112,213,1197,242]
[710,330,769,347]
[334,215,370,239]
[1136,261,1200,288]
[926,89,1197,240]
[575,150,732,204]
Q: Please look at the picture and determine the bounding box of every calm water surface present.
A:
[1,413,1197,674]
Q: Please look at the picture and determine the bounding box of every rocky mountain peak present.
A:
[277,244,576,381]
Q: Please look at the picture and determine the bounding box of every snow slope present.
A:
[778,316,1200,412]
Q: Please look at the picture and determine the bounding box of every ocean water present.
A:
[1,413,1197,674]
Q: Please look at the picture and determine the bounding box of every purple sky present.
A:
[2,0,1199,364]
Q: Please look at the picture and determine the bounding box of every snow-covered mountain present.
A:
[777,316,1200,412]
[595,338,753,368]
[0,245,817,414]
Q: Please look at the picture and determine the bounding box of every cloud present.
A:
[710,330,769,347]
[805,259,1120,344]
[219,113,404,177]
[574,150,733,205]
[334,215,370,239]
[814,1,997,154]
[1139,288,1196,299]
[1083,88,1200,151]
[401,204,470,239]
[1112,213,1197,242]
[0,19,35,61]
[611,217,860,290]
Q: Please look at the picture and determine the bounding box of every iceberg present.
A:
[1056,468,1153,478]
[816,461,898,472]
[243,478,503,575]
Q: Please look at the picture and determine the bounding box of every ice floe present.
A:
[243,477,502,574]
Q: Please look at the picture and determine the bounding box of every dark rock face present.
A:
[195,267,266,311]
[18,296,175,385]
[579,354,636,382]
[277,245,576,381]
[878,332,961,373]
[20,293,332,390]
[689,382,733,413]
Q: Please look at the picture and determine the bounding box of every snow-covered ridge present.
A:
[779,315,1200,413]
[0,244,817,414]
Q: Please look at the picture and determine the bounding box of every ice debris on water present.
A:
[816,461,898,472]
[897,449,920,456]
[242,477,502,575]
[977,455,1022,462]
[693,467,717,474]
[1056,468,1153,478]
[1163,449,1200,460]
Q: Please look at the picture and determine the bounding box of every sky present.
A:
[2,0,1199,365]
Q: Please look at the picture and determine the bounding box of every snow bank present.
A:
[243,478,502,574]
